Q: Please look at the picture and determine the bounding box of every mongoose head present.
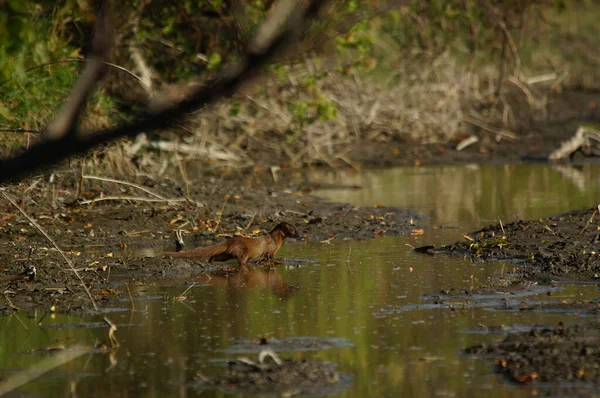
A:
[273,222,300,238]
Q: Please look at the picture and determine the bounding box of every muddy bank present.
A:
[466,322,600,386]
[0,174,418,314]
[432,206,600,390]
[438,206,600,281]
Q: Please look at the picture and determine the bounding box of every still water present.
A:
[2,164,600,397]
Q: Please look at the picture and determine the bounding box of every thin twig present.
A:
[0,128,41,134]
[498,216,506,236]
[579,209,598,235]
[179,282,196,298]
[125,283,135,310]
[0,58,149,89]
[2,192,100,311]
[4,293,21,311]
[82,174,171,200]
[242,212,257,233]
[9,312,30,335]
[213,194,231,233]
[79,196,187,205]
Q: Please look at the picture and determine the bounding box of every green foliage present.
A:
[289,93,338,131]
[207,53,223,70]
[0,1,114,145]
[134,0,271,81]
[0,0,594,160]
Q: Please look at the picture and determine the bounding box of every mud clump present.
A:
[466,322,600,385]
[194,354,351,396]
[439,207,600,281]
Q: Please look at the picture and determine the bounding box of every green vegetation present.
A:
[0,1,598,170]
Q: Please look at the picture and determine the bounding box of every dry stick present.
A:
[82,174,173,201]
[0,128,41,134]
[242,212,257,233]
[179,282,197,298]
[462,115,518,141]
[4,293,21,311]
[1,192,99,312]
[79,196,187,205]
[9,312,30,335]
[213,194,231,234]
[0,0,329,183]
[579,209,598,235]
[498,216,506,236]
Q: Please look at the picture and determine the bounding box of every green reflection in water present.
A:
[310,164,600,231]
[2,164,600,397]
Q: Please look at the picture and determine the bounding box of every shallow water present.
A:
[2,164,600,397]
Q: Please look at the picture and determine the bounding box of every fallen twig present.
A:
[213,194,231,233]
[2,192,99,311]
[549,125,600,160]
[83,175,172,201]
[462,115,518,141]
[498,216,506,237]
[579,209,598,235]
[79,196,187,205]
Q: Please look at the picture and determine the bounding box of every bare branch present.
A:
[44,2,114,140]
[0,0,326,183]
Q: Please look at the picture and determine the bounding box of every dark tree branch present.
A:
[0,0,325,183]
[44,3,114,140]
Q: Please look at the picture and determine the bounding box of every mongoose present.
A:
[163,222,300,267]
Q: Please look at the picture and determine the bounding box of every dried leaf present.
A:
[169,215,184,225]
[494,359,507,369]
[514,372,537,383]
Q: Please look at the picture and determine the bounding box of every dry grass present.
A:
[146,53,498,168]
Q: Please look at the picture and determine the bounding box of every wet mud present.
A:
[0,174,418,315]
[434,206,600,388]
[192,351,352,396]
[466,322,600,385]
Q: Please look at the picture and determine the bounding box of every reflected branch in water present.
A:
[0,347,88,395]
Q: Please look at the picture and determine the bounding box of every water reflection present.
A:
[309,164,600,230]
[195,267,299,301]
